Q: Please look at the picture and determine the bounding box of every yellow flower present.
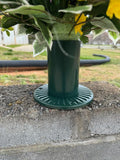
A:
[0,15,3,19]
[74,13,86,35]
[106,0,120,19]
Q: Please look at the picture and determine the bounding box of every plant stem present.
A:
[68,13,82,35]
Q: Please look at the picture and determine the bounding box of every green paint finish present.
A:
[34,40,93,110]
[34,84,93,110]
[48,40,80,98]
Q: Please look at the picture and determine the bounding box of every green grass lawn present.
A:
[80,48,120,88]
[0,46,47,60]
[0,45,120,87]
[0,46,105,61]
[7,44,25,48]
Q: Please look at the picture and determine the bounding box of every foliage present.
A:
[1,0,120,55]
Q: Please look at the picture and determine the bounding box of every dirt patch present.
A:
[0,70,47,77]
[0,81,119,118]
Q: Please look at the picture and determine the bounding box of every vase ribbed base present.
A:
[34,84,93,110]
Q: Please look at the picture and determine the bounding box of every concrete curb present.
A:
[0,107,120,149]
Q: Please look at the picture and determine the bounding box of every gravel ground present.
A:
[0,81,120,118]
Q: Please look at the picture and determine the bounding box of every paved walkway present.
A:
[1,44,117,53]
[13,45,33,52]
[0,44,33,52]
[0,136,120,160]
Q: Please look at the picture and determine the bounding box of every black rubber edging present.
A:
[0,54,110,68]
[80,54,111,66]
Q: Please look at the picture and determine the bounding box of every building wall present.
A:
[0,25,28,45]
[87,32,113,45]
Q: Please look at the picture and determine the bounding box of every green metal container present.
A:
[34,40,93,110]
[48,40,80,97]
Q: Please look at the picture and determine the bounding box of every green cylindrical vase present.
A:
[48,40,80,98]
[34,40,93,110]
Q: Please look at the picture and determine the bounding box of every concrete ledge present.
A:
[0,107,120,148]
[0,81,120,149]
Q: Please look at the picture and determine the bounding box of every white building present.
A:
[0,25,29,45]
